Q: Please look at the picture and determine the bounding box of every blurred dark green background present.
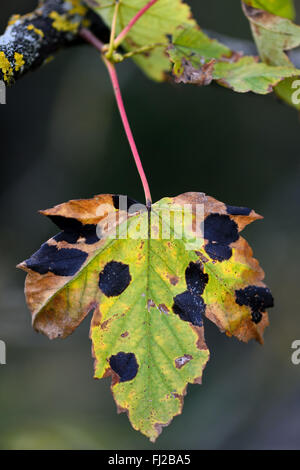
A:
[1,0,300,450]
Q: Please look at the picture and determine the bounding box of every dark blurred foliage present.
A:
[0,0,300,450]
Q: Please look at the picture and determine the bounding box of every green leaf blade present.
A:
[88,0,196,81]
[213,56,300,94]
[242,1,300,107]
[167,26,300,94]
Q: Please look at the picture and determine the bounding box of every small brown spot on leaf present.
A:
[158,304,169,315]
[195,251,209,264]
[175,354,193,369]
[167,274,179,286]
[101,319,110,330]
[121,331,129,338]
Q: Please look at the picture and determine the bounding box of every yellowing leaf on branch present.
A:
[87,0,196,81]
[242,2,300,66]
[87,0,300,105]
[18,192,273,441]
[242,1,300,108]
[167,26,300,94]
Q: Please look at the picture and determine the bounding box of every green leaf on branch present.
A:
[167,27,300,94]
[166,25,231,80]
[18,192,273,441]
[167,26,231,67]
[243,0,295,20]
[87,0,300,102]
[87,0,196,81]
[242,3,300,65]
[213,57,300,94]
[242,2,300,108]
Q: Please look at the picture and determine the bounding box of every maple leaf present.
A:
[242,1,300,108]
[167,25,300,94]
[18,192,273,441]
[242,2,300,65]
[86,0,195,81]
[87,0,300,103]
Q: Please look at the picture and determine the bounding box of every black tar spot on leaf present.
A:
[25,243,88,276]
[109,352,138,382]
[49,215,82,232]
[204,214,239,244]
[205,242,232,262]
[235,285,274,324]
[112,195,140,211]
[173,291,205,327]
[80,224,100,245]
[49,215,100,245]
[99,261,132,297]
[226,205,251,216]
[54,231,79,244]
[173,262,209,327]
[185,262,208,295]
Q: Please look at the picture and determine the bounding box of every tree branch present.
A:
[1,1,300,86]
[0,0,109,84]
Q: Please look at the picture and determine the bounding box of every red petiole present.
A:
[79,0,159,207]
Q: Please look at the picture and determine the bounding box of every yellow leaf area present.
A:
[89,0,195,81]
[18,192,273,441]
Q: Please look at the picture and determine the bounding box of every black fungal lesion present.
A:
[172,262,208,327]
[235,285,274,324]
[109,352,139,382]
[54,231,80,244]
[226,205,251,216]
[99,260,132,297]
[49,215,100,245]
[25,242,88,276]
[204,213,239,244]
[203,213,238,263]
[185,261,208,296]
[173,291,206,327]
[0,0,110,84]
[112,195,140,212]
[205,242,232,262]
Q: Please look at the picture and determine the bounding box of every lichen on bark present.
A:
[0,0,109,83]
